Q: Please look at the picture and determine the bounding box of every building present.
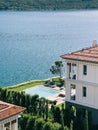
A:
[0,101,26,130]
[61,41,98,124]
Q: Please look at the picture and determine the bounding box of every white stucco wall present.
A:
[66,80,98,109]
[78,62,98,84]
[0,115,19,130]
[65,59,98,109]
[66,59,98,84]
[0,124,2,130]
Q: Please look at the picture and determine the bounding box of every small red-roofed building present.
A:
[61,41,98,124]
[0,101,26,130]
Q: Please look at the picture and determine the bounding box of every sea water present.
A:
[0,10,98,87]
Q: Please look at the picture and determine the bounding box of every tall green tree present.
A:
[0,89,7,101]
[20,91,26,107]
[7,91,12,103]
[45,100,49,121]
[50,61,63,78]
[84,110,89,130]
[52,122,62,130]
[19,114,29,130]
[26,116,36,130]
[61,104,65,130]
[43,121,53,130]
[25,94,31,112]
[35,118,45,130]
[74,108,84,130]
[52,107,62,124]
[70,120,73,130]
[30,94,39,115]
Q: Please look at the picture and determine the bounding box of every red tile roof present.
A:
[61,45,98,63]
[0,101,26,121]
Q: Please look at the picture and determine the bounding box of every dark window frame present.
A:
[83,65,87,75]
[83,87,87,97]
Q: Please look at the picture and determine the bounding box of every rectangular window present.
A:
[67,63,71,79]
[70,84,76,100]
[83,87,86,97]
[83,65,87,75]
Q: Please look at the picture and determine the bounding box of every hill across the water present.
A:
[0,0,97,10]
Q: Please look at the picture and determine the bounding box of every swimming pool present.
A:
[24,86,59,98]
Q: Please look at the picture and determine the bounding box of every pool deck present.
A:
[46,86,66,106]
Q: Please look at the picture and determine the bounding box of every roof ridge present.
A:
[73,53,98,58]
[71,45,98,54]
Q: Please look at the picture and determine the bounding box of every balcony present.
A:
[69,73,76,80]
[70,84,76,101]
[67,63,77,80]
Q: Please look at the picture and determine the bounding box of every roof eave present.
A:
[61,57,98,64]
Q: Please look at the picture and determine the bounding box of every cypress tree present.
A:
[45,100,49,121]
[70,120,73,130]
[84,110,89,130]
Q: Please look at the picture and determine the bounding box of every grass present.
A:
[6,80,48,91]
[52,78,64,87]
[6,77,63,92]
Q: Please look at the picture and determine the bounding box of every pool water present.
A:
[24,86,59,98]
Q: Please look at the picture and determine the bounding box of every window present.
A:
[67,63,71,79]
[70,84,76,100]
[83,87,87,97]
[83,65,87,75]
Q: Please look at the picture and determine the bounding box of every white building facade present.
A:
[0,115,18,130]
[61,43,98,124]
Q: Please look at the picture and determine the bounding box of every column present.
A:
[11,119,18,130]
[15,118,18,130]
[0,123,4,130]
[2,123,6,130]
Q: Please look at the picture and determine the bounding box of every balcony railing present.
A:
[69,73,76,80]
[71,95,76,100]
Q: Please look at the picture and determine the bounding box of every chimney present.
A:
[92,40,97,47]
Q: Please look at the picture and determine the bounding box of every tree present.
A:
[43,121,53,130]
[52,107,62,124]
[50,61,63,78]
[0,89,7,102]
[19,114,29,130]
[40,97,46,119]
[74,108,84,130]
[61,104,65,130]
[26,116,36,130]
[52,122,62,130]
[45,100,49,121]
[35,118,45,130]
[7,91,12,103]
[84,110,89,130]
[64,108,71,127]
[30,94,39,115]
[70,120,73,130]
[25,94,31,112]
[20,91,26,107]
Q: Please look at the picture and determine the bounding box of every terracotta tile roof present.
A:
[0,101,26,121]
[61,45,98,63]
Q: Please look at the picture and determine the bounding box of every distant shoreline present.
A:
[0,9,98,12]
[1,0,98,11]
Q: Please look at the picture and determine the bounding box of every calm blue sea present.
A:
[0,10,98,87]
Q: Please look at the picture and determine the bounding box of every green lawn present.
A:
[6,80,47,91]
[6,77,64,92]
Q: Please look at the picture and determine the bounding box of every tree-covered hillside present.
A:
[0,0,98,10]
